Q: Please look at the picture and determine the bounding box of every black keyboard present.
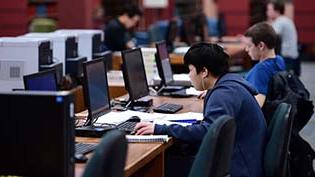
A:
[116,116,140,134]
[117,121,138,133]
[75,142,97,155]
[153,103,183,114]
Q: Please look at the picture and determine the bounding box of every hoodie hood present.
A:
[213,73,258,96]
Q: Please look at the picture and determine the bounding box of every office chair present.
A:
[82,130,127,177]
[264,103,293,177]
[189,115,236,177]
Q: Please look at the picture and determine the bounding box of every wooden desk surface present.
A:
[75,138,173,177]
[75,96,203,177]
[169,42,246,65]
[150,95,203,113]
[112,42,248,70]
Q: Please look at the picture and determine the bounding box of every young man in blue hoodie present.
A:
[135,43,267,177]
[243,22,286,107]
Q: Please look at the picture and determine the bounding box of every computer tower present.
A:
[0,91,75,177]
[20,33,87,79]
[55,29,104,61]
[0,37,62,91]
[20,32,75,75]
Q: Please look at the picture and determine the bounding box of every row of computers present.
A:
[0,41,193,176]
[23,40,188,133]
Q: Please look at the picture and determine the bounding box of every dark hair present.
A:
[245,22,277,49]
[184,42,229,77]
[269,1,285,15]
[120,4,143,17]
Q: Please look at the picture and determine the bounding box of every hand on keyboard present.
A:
[116,116,140,134]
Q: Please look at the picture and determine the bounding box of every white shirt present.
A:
[272,16,299,59]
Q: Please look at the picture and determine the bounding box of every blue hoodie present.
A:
[154,73,267,177]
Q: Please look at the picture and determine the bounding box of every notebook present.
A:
[126,135,169,143]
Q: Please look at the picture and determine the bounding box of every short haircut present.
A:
[184,42,229,77]
[245,22,277,49]
[269,1,285,15]
[120,4,143,17]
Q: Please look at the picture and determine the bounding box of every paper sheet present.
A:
[95,110,203,126]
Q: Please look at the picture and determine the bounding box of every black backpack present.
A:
[262,71,315,177]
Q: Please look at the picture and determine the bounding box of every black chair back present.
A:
[82,130,127,177]
[189,115,236,177]
[264,103,293,177]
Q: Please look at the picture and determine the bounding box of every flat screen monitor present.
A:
[103,51,113,71]
[121,48,149,102]
[155,41,174,85]
[0,91,75,177]
[23,69,58,91]
[82,58,110,125]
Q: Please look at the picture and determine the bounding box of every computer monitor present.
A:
[0,91,75,177]
[93,50,112,71]
[23,69,58,91]
[82,58,110,125]
[155,41,174,86]
[121,48,150,103]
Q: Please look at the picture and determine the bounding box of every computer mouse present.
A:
[74,153,88,163]
[129,116,141,122]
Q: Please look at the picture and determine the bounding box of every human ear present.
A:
[201,67,209,78]
[258,42,265,51]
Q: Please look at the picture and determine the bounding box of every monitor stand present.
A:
[157,84,185,96]
[124,96,153,112]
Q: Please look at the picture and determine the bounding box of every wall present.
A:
[0,0,28,36]
[58,0,94,29]
[217,0,249,35]
[295,0,315,44]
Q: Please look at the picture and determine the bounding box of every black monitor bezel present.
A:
[23,69,58,91]
[155,40,174,86]
[82,57,111,125]
[121,48,149,102]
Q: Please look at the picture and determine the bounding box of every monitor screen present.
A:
[156,41,174,85]
[0,91,74,177]
[122,48,149,102]
[82,58,110,122]
[23,69,58,91]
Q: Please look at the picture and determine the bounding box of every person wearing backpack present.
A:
[242,22,286,107]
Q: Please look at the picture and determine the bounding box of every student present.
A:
[243,22,286,107]
[266,1,300,76]
[104,4,142,51]
[135,43,267,177]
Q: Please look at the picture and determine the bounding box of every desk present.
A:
[75,96,203,177]
[111,42,250,71]
[169,42,250,69]
[75,138,173,177]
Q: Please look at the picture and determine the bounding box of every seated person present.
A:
[165,13,209,52]
[104,4,142,51]
[135,43,267,177]
[243,22,286,107]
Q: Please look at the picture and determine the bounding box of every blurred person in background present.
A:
[267,1,300,76]
[104,3,142,51]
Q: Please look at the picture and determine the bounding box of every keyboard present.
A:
[117,121,138,133]
[153,103,183,114]
[116,116,140,134]
[75,142,97,155]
